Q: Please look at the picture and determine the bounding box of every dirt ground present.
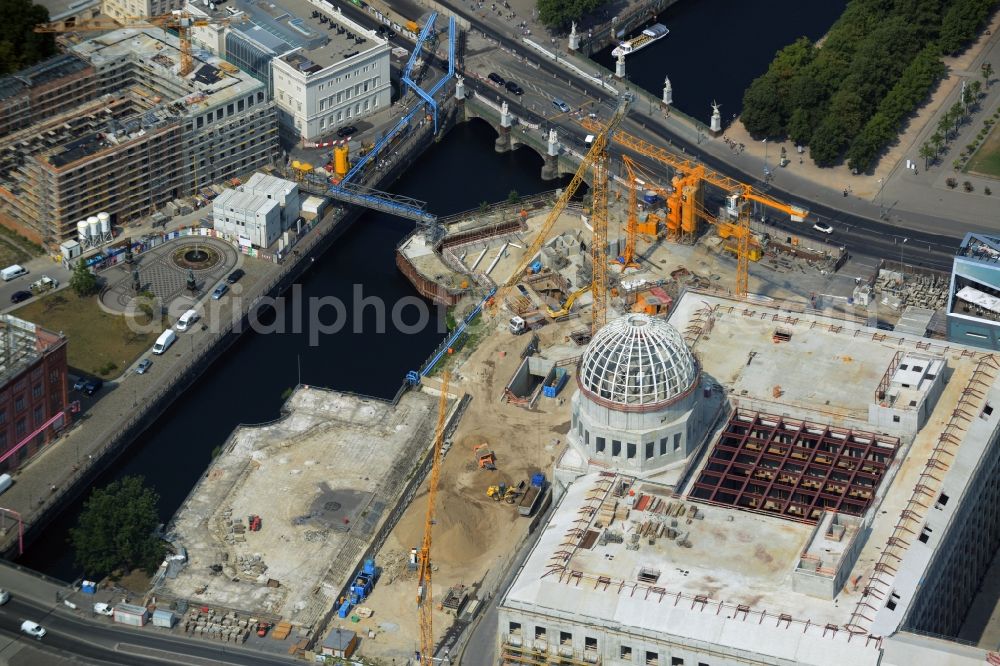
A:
[350,312,578,662]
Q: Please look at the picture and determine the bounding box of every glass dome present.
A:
[578,314,697,409]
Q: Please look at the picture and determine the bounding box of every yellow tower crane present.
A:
[416,371,450,665]
[489,95,631,333]
[34,12,238,77]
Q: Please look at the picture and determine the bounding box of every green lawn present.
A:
[12,291,163,377]
[967,121,1000,179]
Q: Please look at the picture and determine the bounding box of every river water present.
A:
[19,119,571,581]
[592,0,847,126]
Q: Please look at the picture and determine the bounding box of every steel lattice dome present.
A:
[578,314,698,409]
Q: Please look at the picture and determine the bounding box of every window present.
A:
[646,652,659,665]
[673,433,681,451]
[612,440,621,456]
[595,436,605,452]
[196,116,203,128]
[966,331,988,340]
[919,526,933,543]
[698,663,709,666]
[892,415,901,423]
[14,396,24,413]
[33,405,43,425]
[32,384,42,398]
[671,658,684,666]
[508,621,521,635]
[660,437,667,455]
[620,645,633,660]
[585,637,597,651]
[886,592,900,611]
[627,443,636,459]
[227,103,234,115]
[645,442,654,459]
[15,418,26,437]
[935,492,949,509]
[559,631,572,645]
[584,430,590,445]
[534,626,546,640]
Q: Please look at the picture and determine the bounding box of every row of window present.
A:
[507,623,708,666]
[317,98,377,129]
[576,420,681,460]
[194,92,266,129]
[318,77,380,111]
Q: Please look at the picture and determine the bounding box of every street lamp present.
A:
[900,237,908,273]
[878,177,886,219]
[762,139,769,180]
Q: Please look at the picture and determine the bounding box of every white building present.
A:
[187,0,391,141]
[243,172,300,230]
[103,0,182,20]
[213,189,280,248]
[500,292,1000,666]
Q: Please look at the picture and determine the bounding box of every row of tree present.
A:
[537,0,605,30]
[0,0,55,76]
[741,0,997,172]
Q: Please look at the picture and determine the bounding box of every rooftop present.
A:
[956,232,1000,265]
[33,0,99,21]
[0,53,91,102]
[0,315,65,387]
[214,188,279,215]
[195,0,386,69]
[505,290,1000,663]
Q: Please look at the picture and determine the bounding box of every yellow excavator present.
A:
[546,285,592,319]
[487,482,524,504]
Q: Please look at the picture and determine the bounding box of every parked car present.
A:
[73,377,88,391]
[175,309,200,332]
[136,359,152,374]
[226,268,245,284]
[83,379,103,396]
[212,283,229,300]
[20,620,45,639]
[488,72,506,87]
[505,80,524,95]
[10,290,32,304]
[813,221,834,234]
[93,602,114,616]
[552,98,570,113]
[0,588,9,605]
[336,125,357,138]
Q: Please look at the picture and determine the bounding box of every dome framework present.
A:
[578,314,698,411]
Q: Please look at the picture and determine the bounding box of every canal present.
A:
[19,119,572,581]
[592,0,847,125]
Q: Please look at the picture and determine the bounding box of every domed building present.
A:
[568,313,714,475]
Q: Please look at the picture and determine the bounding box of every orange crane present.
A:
[34,12,238,77]
[417,371,450,665]
[489,95,631,330]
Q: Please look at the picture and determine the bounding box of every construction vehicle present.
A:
[255,621,271,637]
[488,94,631,331]
[519,473,546,517]
[29,276,58,293]
[34,12,241,77]
[473,443,496,470]
[417,372,450,665]
[509,316,527,335]
[545,285,591,319]
[487,482,523,504]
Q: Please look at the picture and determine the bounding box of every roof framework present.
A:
[691,410,900,522]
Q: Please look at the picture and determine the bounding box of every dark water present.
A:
[19,119,572,580]
[593,0,847,125]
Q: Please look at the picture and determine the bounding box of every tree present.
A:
[919,141,936,169]
[983,62,994,88]
[931,130,945,151]
[70,259,98,297]
[537,0,603,30]
[69,476,166,577]
[0,0,56,75]
[507,189,520,205]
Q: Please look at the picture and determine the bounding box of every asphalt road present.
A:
[0,596,300,666]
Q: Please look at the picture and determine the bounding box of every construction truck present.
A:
[29,275,58,293]
[487,482,524,504]
[509,316,527,335]
[473,443,496,470]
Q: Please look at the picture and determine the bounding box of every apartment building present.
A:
[0,54,96,139]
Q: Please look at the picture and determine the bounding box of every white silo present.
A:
[87,216,100,239]
[98,212,111,237]
[77,220,89,242]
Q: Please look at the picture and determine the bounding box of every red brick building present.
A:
[0,316,69,473]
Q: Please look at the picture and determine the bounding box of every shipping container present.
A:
[152,609,175,628]
[113,603,149,627]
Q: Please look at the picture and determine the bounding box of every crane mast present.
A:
[417,371,450,665]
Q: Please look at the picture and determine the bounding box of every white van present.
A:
[1,265,28,281]
[0,473,11,496]
[152,329,177,355]
[175,309,200,332]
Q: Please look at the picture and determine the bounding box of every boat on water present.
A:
[611,23,669,57]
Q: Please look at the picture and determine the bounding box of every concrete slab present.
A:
[156,386,440,631]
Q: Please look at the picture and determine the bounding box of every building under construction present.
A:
[0,27,279,246]
[499,290,1000,666]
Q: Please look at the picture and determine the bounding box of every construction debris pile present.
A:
[863,268,949,311]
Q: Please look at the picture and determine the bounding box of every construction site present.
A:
[153,386,449,651]
[0,25,279,245]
